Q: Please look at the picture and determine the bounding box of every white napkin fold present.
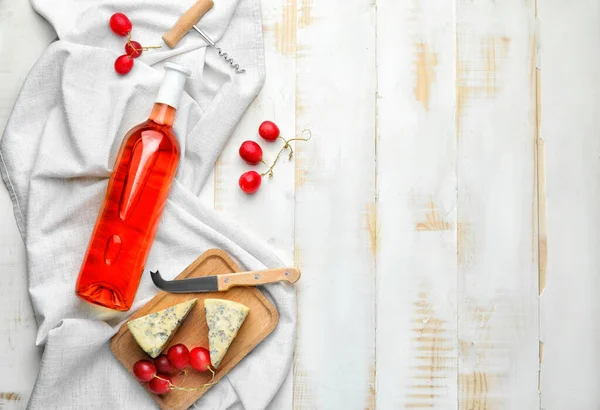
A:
[0,0,296,409]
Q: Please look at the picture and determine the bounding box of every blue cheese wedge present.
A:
[127,298,197,358]
[204,299,250,368]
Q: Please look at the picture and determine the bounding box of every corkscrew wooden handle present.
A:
[162,0,214,48]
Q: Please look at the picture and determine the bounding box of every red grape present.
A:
[167,344,190,370]
[239,141,263,165]
[258,121,280,142]
[189,347,213,372]
[109,13,132,36]
[132,360,156,382]
[239,171,262,194]
[125,41,143,58]
[114,55,134,75]
[155,354,177,375]
[148,374,172,395]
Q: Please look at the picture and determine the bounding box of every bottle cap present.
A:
[155,62,192,109]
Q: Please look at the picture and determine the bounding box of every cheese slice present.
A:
[127,298,197,358]
[204,299,250,368]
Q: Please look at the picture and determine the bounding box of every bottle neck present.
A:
[149,103,176,127]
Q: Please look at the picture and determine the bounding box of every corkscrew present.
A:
[162,0,245,74]
[191,25,245,74]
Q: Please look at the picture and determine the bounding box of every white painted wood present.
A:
[539,1,600,409]
[292,0,376,408]
[456,0,539,408]
[212,0,297,408]
[214,0,296,265]
[4,0,600,408]
[376,0,458,408]
[0,1,55,409]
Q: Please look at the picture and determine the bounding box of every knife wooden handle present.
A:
[162,0,214,48]
[217,268,301,291]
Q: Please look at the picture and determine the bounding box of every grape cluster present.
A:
[109,13,160,75]
[132,344,214,395]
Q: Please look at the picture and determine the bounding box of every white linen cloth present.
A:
[0,0,296,409]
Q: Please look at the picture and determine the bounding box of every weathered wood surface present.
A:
[1,0,598,409]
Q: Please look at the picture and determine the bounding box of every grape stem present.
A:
[154,367,217,392]
[261,129,312,178]
[125,35,161,57]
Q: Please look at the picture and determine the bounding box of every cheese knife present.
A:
[150,268,301,293]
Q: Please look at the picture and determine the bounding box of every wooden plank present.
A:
[213,1,297,408]
[0,1,55,409]
[0,3,55,131]
[539,1,600,408]
[375,0,458,408]
[456,1,539,408]
[0,203,37,410]
[293,0,376,407]
[214,0,296,266]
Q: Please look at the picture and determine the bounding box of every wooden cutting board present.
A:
[110,249,279,410]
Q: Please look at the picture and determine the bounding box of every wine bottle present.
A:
[75,63,191,311]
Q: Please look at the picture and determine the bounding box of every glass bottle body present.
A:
[75,104,179,311]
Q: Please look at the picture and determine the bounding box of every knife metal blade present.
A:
[150,270,218,293]
[150,267,301,293]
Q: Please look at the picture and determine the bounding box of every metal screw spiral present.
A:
[192,25,245,74]
[216,48,245,73]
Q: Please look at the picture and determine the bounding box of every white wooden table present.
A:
[1,1,598,409]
